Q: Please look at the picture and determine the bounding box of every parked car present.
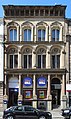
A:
[3,105,52,119]
[61,106,71,118]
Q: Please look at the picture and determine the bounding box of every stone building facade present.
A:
[0,18,3,112]
[3,5,68,110]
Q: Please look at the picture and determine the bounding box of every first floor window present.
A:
[24,55,32,68]
[52,55,60,68]
[38,55,46,68]
[10,54,18,68]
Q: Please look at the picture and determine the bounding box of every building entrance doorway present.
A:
[51,78,61,108]
[8,88,18,107]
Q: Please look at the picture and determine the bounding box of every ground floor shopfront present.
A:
[3,71,67,111]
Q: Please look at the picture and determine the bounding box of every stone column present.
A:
[18,74,22,105]
[45,26,48,41]
[61,74,67,109]
[4,52,7,69]
[32,49,36,69]
[47,74,52,111]
[3,74,8,109]
[20,25,22,42]
[18,51,21,68]
[49,26,51,42]
[46,51,51,69]
[60,50,65,69]
[17,26,19,41]
[32,74,37,108]
[34,25,37,42]
[31,26,34,41]
[60,26,62,41]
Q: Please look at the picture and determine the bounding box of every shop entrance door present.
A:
[51,78,61,108]
[51,89,60,107]
[8,88,18,107]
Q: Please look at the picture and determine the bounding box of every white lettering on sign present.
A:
[39,80,45,84]
[24,80,31,84]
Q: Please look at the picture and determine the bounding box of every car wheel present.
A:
[6,116,14,119]
[39,116,46,119]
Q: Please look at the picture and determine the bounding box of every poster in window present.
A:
[25,91,31,98]
[39,91,44,99]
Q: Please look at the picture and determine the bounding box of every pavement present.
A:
[0,112,3,119]
[50,107,65,119]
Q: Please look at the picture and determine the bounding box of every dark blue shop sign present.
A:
[3,100,8,104]
[37,77,47,86]
[18,100,22,104]
[23,77,32,86]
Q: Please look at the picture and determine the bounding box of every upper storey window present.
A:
[51,48,60,69]
[9,29,17,41]
[52,29,60,41]
[24,29,31,41]
[38,29,45,41]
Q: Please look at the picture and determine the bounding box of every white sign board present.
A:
[66,84,71,91]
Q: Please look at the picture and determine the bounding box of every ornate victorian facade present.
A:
[3,5,68,110]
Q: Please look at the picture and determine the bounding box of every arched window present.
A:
[23,29,31,41]
[23,48,32,68]
[51,29,60,41]
[37,48,46,68]
[38,29,45,41]
[9,29,17,41]
[51,48,60,68]
[8,48,18,68]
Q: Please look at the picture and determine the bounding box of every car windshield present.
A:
[5,106,16,111]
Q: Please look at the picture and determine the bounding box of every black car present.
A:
[61,106,71,118]
[3,105,52,119]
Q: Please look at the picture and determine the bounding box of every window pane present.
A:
[24,55,27,68]
[10,55,13,68]
[14,55,18,68]
[52,30,55,41]
[56,30,59,41]
[42,55,46,68]
[24,29,27,41]
[24,29,31,41]
[38,30,41,41]
[57,55,59,68]
[28,29,31,41]
[42,30,45,41]
[28,55,32,68]
[14,29,17,41]
[38,55,41,68]
[10,30,13,41]
[52,55,55,68]
[10,29,17,41]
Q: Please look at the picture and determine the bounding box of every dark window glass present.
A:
[10,55,18,68]
[38,55,41,68]
[28,55,32,68]
[52,55,60,68]
[14,55,18,68]
[24,55,32,68]
[10,55,13,68]
[24,55,27,68]
[38,55,46,68]
[42,55,46,68]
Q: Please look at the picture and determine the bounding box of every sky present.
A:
[0,0,71,18]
